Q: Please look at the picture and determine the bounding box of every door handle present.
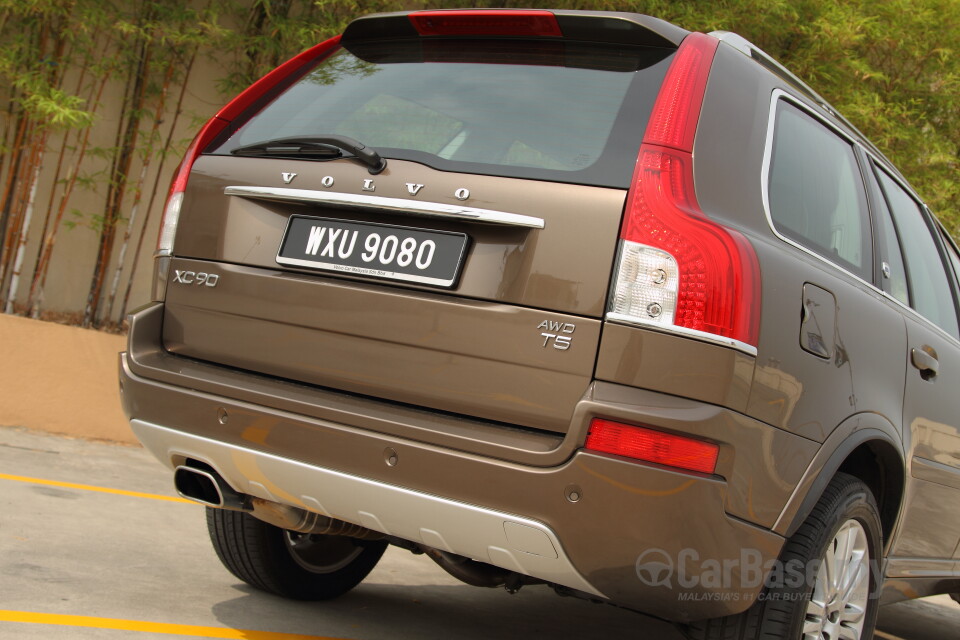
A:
[910,346,939,380]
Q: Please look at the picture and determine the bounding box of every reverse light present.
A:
[608,33,760,350]
[409,10,563,38]
[156,35,343,255]
[585,418,719,475]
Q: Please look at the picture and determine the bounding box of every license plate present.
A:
[277,215,469,288]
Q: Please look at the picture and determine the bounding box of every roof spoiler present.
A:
[343,9,689,49]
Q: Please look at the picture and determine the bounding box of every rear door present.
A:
[871,165,960,567]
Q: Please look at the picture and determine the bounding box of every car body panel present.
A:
[595,322,754,414]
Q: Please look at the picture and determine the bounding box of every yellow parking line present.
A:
[0,472,193,504]
[0,610,346,639]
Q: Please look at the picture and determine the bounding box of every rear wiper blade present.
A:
[231,135,387,174]
[232,139,342,158]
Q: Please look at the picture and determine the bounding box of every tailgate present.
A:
[165,159,625,433]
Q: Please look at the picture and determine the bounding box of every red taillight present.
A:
[409,10,563,38]
[585,418,719,475]
[643,33,715,151]
[157,36,343,254]
[609,32,760,348]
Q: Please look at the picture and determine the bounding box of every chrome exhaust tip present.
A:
[174,465,248,511]
[172,463,380,539]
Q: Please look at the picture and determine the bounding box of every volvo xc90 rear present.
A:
[121,9,960,640]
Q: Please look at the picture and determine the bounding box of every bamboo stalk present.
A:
[28,67,111,318]
[119,46,197,320]
[28,31,107,318]
[1,7,58,307]
[27,101,77,315]
[0,113,29,288]
[104,55,176,323]
[0,89,17,195]
[0,118,37,300]
[83,20,153,327]
[4,133,47,313]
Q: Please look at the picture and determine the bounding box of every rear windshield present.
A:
[210,39,673,188]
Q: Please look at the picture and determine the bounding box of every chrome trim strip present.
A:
[911,457,960,491]
[885,557,960,579]
[604,312,758,357]
[130,419,604,598]
[224,186,545,229]
[760,89,960,350]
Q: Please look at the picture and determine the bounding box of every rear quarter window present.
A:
[767,100,871,280]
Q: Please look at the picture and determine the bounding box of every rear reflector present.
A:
[609,32,761,350]
[409,10,563,38]
[585,418,719,475]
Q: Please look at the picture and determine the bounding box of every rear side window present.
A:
[872,185,910,306]
[875,168,960,339]
[767,101,871,279]
[942,230,960,288]
[212,40,673,188]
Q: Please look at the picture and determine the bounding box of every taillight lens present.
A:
[409,10,562,37]
[608,32,760,350]
[585,418,719,475]
[156,35,342,255]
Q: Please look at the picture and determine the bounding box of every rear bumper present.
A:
[131,417,601,596]
[120,302,807,621]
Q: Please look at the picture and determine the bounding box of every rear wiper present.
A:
[231,135,387,174]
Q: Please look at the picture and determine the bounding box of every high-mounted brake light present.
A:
[156,36,343,255]
[585,418,719,475]
[409,10,563,38]
[608,33,760,350]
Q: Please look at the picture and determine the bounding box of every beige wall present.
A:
[0,312,134,444]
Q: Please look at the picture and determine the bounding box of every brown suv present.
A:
[119,9,960,640]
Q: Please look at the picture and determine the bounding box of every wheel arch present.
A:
[774,413,905,548]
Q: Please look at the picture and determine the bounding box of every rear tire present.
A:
[206,507,387,600]
[678,472,882,640]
